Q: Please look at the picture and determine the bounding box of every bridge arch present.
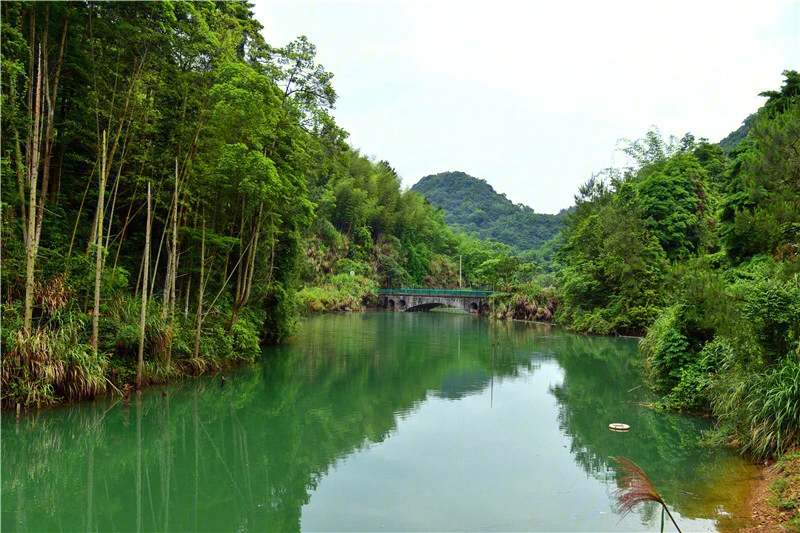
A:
[377,289,493,315]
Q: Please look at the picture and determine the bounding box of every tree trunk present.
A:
[91,131,108,351]
[164,158,180,370]
[137,181,151,390]
[34,6,70,253]
[23,46,44,336]
[193,219,206,361]
[87,56,146,255]
[231,202,264,328]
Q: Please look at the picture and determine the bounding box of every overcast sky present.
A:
[251,0,799,214]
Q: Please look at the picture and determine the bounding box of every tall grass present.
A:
[713,356,800,458]
[2,314,108,408]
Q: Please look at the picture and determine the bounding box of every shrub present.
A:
[297,273,378,314]
[640,306,690,391]
[1,312,108,408]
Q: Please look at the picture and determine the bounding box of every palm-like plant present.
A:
[612,456,682,533]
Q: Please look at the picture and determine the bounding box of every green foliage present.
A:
[299,149,462,297]
[759,70,800,118]
[261,283,300,345]
[411,171,564,257]
[638,153,711,259]
[713,356,800,458]
[642,257,800,455]
[490,282,558,322]
[640,306,691,392]
[334,258,372,277]
[719,77,800,263]
[638,252,800,446]
[556,176,667,335]
[297,274,378,314]
[729,265,800,363]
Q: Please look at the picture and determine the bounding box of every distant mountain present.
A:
[411,171,565,253]
[718,113,756,154]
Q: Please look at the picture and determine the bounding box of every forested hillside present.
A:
[0,1,456,407]
[556,71,800,458]
[412,171,564,253]
[0,1,544,409]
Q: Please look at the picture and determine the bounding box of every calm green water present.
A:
[2,312,757,532]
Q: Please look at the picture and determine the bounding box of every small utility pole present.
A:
[459,255,462,288]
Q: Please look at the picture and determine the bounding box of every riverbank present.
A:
[739,449,800,532]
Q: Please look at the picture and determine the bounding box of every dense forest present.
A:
[0,1,542,409]
[412,171,565,255]
[1,1,798,464]
[556,72,800,458]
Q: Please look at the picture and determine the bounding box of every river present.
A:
[2,312,757,532]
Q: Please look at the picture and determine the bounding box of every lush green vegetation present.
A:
[0,1,551,409]
[0,1,471,408]
[768,450,800,531]
[556,71,800,458]
[412,171,565,265]
[2,0,797,467]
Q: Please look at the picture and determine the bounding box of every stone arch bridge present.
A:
[377,288,493,314]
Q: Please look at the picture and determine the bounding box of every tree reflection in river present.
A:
[1,313,753,532]
[550,330,756,528]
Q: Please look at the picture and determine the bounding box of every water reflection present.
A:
[1,313,752,532]
[550,331,757,529]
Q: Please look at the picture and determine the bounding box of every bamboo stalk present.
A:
[23,45,43,336]
[91,131,108,351]
[137,181,151,390]
[193,219,205,361]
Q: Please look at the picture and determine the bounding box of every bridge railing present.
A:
[378,288,494,297]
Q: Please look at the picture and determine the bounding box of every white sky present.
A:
[252,0,799,214]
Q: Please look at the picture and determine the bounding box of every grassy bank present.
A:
[743,449,800,532]
[489,282,559,322]
[1,296,265,410]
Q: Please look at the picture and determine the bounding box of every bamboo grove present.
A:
[0,1,473,408]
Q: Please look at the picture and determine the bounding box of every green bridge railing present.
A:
[378,288,494,297]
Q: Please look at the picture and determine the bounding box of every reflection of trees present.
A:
[1,313,527,532]
[2,314,749,531]
[550,332,750,523]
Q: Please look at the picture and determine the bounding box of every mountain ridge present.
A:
[410,171,564,253]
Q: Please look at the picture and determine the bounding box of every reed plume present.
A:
[612,456,682,533]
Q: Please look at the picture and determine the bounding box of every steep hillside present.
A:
[411,171,564,253]
[718,113,755,153]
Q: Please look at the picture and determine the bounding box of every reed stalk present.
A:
[612,456,682,533]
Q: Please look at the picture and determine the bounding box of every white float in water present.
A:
[609,423,630,431]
